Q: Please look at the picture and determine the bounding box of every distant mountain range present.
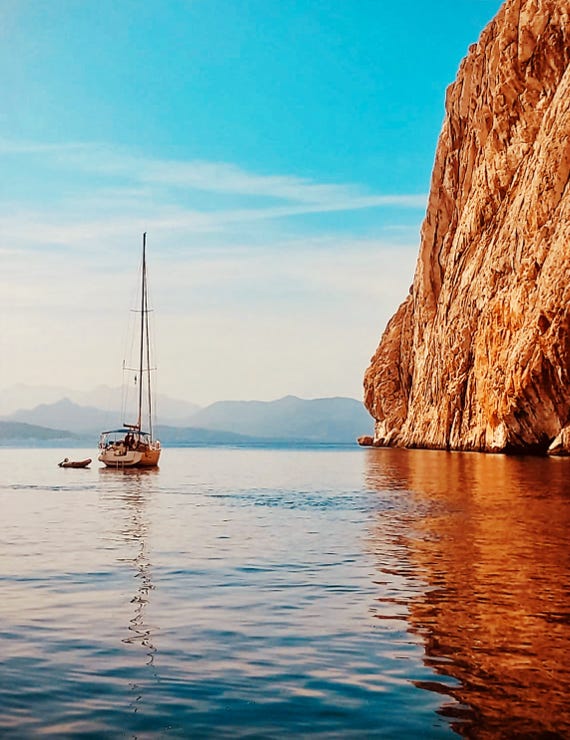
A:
[186,396,370,442]
[0,384,200,421]
[0,421,83,444]
[0,387,371,446]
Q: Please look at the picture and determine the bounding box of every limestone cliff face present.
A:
[364,0,570,453]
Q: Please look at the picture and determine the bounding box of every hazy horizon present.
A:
[0,381,366,417]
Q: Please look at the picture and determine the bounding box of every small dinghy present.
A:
[58,458,92,468]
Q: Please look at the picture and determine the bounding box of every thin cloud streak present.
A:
[1,138,427,263]
[1,137,427,212]
[137,159,427,207]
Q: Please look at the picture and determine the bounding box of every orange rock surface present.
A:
[364,0,570,453]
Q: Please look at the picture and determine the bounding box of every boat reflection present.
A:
[364,448,570,738]
[99,467,159,713]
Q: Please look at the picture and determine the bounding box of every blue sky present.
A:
[0,0,502,406]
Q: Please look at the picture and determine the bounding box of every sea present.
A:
[0,445,569,738]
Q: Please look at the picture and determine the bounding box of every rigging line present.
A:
[146,303,153,438]
[144,241,153,439]
[146,260,158,438]
[137,233,146,430]
[121,259,141,427]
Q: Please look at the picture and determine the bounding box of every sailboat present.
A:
[98,233,161,468]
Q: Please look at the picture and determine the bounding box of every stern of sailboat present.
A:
[138,444,161,467]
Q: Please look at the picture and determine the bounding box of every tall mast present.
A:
[137,233,146,430]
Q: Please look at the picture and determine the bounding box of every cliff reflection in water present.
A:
[365,448,570,738]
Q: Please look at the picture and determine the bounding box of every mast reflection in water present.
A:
[364,448,570,738]
[103,468,159,714]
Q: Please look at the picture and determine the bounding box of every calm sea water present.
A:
[0,446,569,738]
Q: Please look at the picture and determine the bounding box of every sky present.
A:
[0,0,503,407]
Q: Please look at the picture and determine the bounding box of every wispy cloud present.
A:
[135,158,426,208]
[0,137,422,402]
[1,137,427,217]
[0,138,427,261]
[0,139,91,156]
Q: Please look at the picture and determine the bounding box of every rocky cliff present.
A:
[363,0,570,453]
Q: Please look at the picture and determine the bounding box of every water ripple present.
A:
[1,447,568,737]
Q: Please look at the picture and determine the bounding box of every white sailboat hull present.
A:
[98,436,161,468]
[98,446,143,468]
